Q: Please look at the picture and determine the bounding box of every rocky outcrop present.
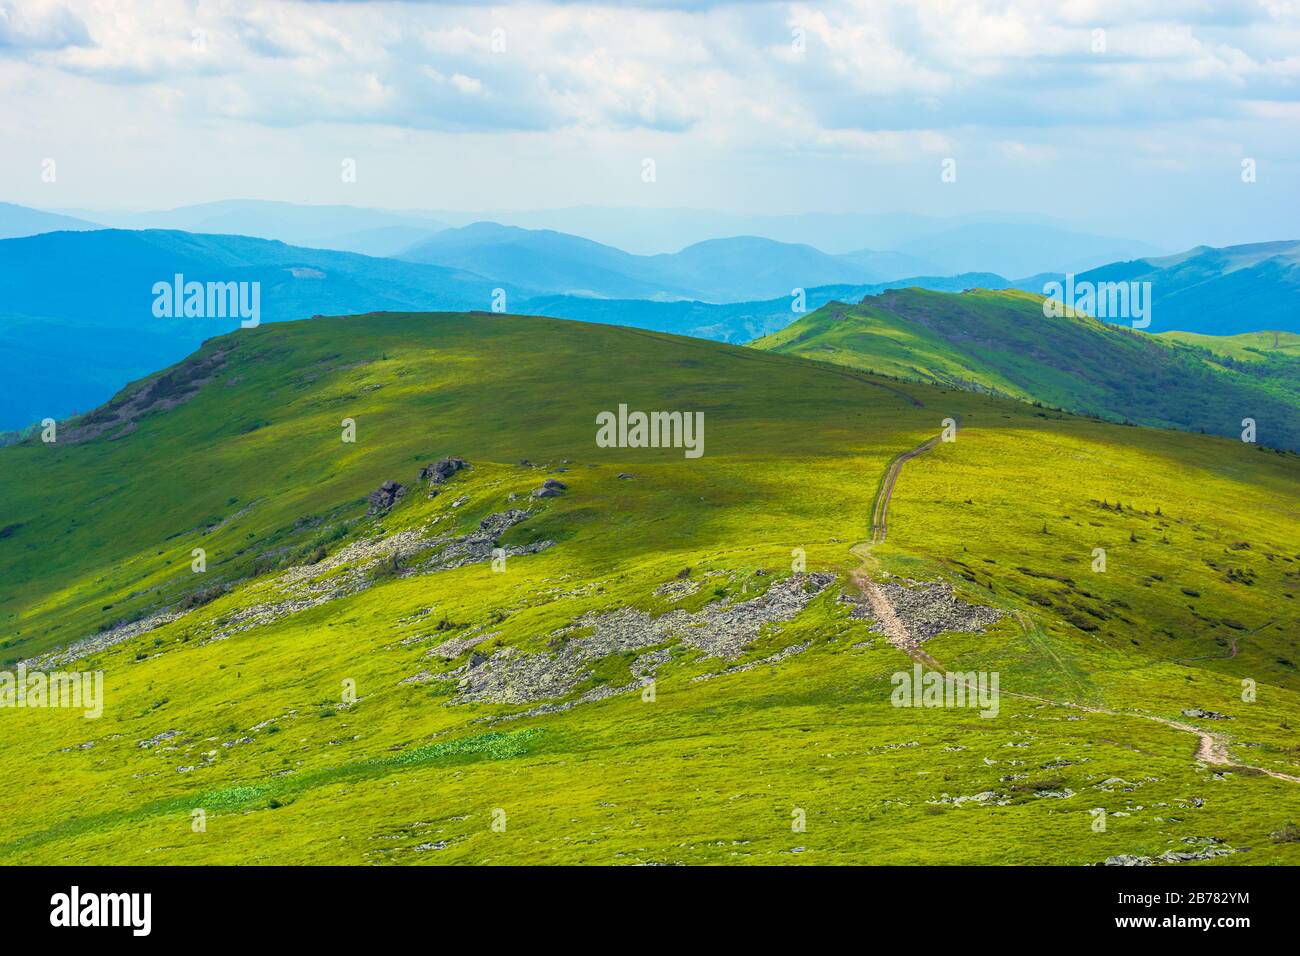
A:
[420,457,467,485]
[367,480,406,514]
[60,347,231,445]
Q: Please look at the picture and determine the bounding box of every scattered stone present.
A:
[692,640,813,682]
[1101,836,1240,866]
[872,578,1003,642]
[25,608,186,670]
[655,578,701,601]
[412,841,451,852]
[838,591,874,620]
[928,791,1007,807]
[460,572,835,709]
[138,730,182,750]
[1182,708,1232,720]
[427,632,496,661]
[204,510,549,641]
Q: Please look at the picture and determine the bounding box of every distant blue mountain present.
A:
[1014,240,1300,334]
[893,222,1158,277]
[0,202,100,239]
[0,229,504,430]
[64,200,447,256]
[399,222,923,301]
[3,224,1292,436]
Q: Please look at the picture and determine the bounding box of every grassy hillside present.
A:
[1158,329,1300,362]
[1,312,1298,864]
[520,273,1010,345]
[754,288,1300,450]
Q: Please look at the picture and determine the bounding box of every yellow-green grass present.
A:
[1157,330,1300,362]
[1,312,1297,864]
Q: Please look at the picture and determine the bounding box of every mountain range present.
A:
[31,200,1160,275]
[0,230,502,430]
[398,222,930,300]
[0,207,1296,442]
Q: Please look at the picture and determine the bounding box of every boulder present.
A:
[420,457,467,484]
[531,478,568,499]
[367,480,405,514]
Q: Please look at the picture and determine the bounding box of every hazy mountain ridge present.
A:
[1017,240,1300,335]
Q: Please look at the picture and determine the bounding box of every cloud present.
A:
[0,0,90,51]
[5,0,1298,137]
[1,0,1297,239]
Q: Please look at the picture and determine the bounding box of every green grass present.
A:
[754,288,1300,450]
[1,310,1297,864]
[1157,330,1300,362]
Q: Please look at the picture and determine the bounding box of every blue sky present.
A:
[1,0,1297,248]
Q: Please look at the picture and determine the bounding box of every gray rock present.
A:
[420,457,467,485]
[367,480,406,514]
[531,479,567,498]
[1182,708,1231,720]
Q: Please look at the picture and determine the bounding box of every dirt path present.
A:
[852,429,1300,785]
[870,437,940,544]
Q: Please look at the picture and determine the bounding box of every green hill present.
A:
[1157,329,1300,362]
[1,312,1298,864]
[754,288,1300,450]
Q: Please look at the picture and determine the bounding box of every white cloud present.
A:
[0,0,1295,239]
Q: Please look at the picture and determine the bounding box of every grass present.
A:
[754,289,1300,450]
[0,310,1297,864]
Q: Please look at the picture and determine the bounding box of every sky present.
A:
[1,0,1298,248]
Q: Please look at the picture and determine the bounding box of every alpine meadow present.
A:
[0,0,1298,929]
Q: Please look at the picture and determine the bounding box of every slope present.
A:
[753,288,1300,450]
[1,312,1297,864]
